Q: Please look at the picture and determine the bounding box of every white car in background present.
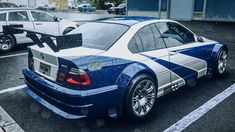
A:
[36,4,58,11]
[0,8,78,52]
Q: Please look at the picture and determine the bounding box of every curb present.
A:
[0,107,24,132]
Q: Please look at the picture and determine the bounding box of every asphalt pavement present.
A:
[0,12,235,132]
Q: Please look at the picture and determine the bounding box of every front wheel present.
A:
[0,35,16,52]
[125,74,157,120]
[214,48,228,76]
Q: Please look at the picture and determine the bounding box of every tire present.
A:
[63,27,75,35]
[124,74,157,120]
[0,35,16,52]
[214,48,228,77]
[115,11,119,15]
[121,11,124,15]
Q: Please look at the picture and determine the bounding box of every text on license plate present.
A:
[39,62,51,76]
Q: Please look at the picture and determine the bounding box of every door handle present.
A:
[35,23,43,25]
[169,52,177,56]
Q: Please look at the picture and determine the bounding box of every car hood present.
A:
[60,19,77,25]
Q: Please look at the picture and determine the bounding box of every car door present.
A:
[128,24,171,97]
[30,11,60,35]
[156,22,207,86]
[7,10,34,43]
[0,11,7,32]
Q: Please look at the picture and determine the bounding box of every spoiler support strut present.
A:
[1,25,82,52]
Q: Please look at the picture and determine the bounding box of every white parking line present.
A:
[0,106,24,132]
[0,85,26,95]
[0,53,28,59]
[164,83,235,132]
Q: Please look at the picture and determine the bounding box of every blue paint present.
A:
[210,43,228,69]
[171,44,216,61]
[23,27,225,119]
[157,59,198,80]
[114,62,158,117]
[141,54,198,80]
[23,68,122,118]
[96,16,159,26]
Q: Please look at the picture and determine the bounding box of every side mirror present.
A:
[197,36,205,42]
[54,17,60,22]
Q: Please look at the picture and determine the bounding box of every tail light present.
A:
[58,67,91,86]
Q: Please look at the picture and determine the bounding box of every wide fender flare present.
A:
[210,43,228,69]
[115,62,158,101]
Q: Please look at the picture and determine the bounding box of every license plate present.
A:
[39,62,51,76]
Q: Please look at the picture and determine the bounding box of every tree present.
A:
[77,0,83,4]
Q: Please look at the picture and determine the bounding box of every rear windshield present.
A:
[69,22,129,50]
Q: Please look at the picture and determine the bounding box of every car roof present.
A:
[96,16,160,26]
[0,2,16,4]
[0,8,37,11]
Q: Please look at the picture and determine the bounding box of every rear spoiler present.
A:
[2,25,82,52]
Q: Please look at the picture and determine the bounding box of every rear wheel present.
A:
[0,35,16,52]
[125,74,157,120]
[214,48,228,76]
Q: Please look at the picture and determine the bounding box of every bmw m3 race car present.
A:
[4,16,228,120]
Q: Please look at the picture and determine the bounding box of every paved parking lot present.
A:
[0,12,235,132]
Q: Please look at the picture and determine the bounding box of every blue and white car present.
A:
[22,16,228,120]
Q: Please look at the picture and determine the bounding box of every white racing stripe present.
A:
[164,83,235,132]
[0,53,28,59]
[0,85,26,95]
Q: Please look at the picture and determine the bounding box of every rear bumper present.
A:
[24,86,86,119]
[23,68,122,119]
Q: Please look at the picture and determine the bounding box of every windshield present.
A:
[118,4,126,8]
[69,22,129,50]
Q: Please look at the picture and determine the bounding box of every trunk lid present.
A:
[29,44,105,81]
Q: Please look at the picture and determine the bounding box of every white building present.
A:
[0,0,49,7]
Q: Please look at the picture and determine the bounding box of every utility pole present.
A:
[167,0,171,19]
[126,0,128,16]
[158,0,162,18]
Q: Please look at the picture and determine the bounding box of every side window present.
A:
[128,34,143,53]
[156,22,184,47]
[167,22,195,43]
[149,24,166,49]
[8,11,29,21]
[0,13,6,21]
[138,25,156,52]
[128,24,167,53]
[156,22,195,47]
[31,11,55,22]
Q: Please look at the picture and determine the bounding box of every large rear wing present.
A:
[2,25,82,52]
